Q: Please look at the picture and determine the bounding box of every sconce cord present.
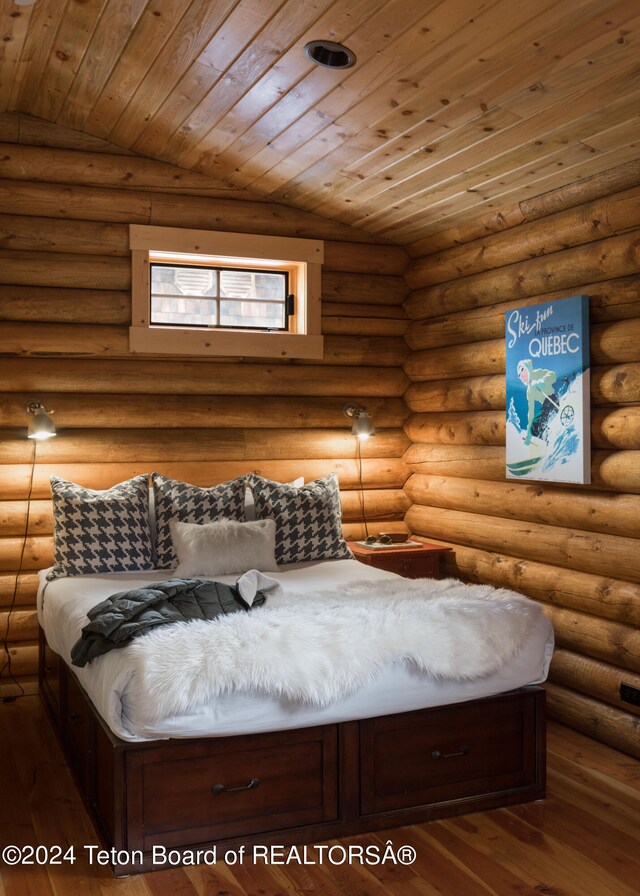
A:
[0,441,36,702]
[357,437,369,540]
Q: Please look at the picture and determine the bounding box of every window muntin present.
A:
[150,263,290,330]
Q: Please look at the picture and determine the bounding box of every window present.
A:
[129,225,324,359]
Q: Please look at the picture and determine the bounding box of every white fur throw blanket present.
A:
[125,575,542,725]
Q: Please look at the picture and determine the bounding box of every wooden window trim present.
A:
[129,225,324,359]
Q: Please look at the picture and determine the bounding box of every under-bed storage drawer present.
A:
[360,690,541,816]
[127,725,339,851]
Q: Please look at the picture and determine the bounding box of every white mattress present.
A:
[38,560,554,742]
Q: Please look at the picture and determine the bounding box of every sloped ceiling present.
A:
[1,0,638,246]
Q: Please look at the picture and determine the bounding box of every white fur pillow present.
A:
[170,518,277,576]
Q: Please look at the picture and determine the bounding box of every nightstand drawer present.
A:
[379,553,439,578]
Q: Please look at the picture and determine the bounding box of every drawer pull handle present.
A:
[211,777,260,795]
[431,745,470,761]
[68,712,82,725]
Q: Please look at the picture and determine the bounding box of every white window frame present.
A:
[129,225,324,360]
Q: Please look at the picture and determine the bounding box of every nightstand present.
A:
[347,541,452,579]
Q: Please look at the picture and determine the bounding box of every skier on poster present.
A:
[517,359,558,445]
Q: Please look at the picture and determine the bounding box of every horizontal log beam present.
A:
[0,573,38,609]
[520,159,640,223]
[545,682,640,760]
[405,474,640,540]
[322,241,408,277]
[0,212,128,256]
[0,427,411,464]
[0,644,38,679]
[437,541,640,626]
[405,376,505,412]
[0,250,130,290]
[322,302,408,320]
[0,501,52,536]
[0,176,384,244]
[0,459,410,500]
[545,605,640,673]
[146,194,382,245]
[550,649,640,716]
[406,278,640,344]
[592,407,640,450]
[406,186,640,288]
[405,364,640,413]
[404,444,640,493]
[0,393,407,430]
[405,229,640,318]
[0,176,150,223]
[0,358,409,398]
[591,363,640,406]
[404,321,640,381]
[0,284,130,324]
[321,316,407,337]
[405,504,640,582]
[321,271,407,306]
[0,609,38,643]
[405,411,504,446]
[592,450,640,494]
[0,324,408,366]
[408,159,640,257]
[405,444,507,482]
[0,143,270,198]
[398,407,640,451]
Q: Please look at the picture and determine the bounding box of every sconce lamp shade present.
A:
[351,410,375,441]
[25,400,56,440]
[343,402,376,441]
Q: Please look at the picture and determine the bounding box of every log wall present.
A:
[403,160,640,758]
[0,116,411,696]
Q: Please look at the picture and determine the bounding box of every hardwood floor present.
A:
[1,697,638,896]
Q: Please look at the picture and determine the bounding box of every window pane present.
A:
[151,265,217,297]
[220,270,285,300]
[151,296,217,326]
[220,301,285,329]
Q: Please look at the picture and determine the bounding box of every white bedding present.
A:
[38,559,554,743]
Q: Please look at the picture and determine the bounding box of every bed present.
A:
[37,471,552,875]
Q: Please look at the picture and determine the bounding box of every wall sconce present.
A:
[25,399,56,440]
[343,403,375,441]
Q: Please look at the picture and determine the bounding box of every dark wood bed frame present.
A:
[40,630,546,876]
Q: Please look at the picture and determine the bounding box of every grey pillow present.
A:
[48,475,153,580]
[152,473,246,569]
[171,518,277,576]
[248,472,351,565]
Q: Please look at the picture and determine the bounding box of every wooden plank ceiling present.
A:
[1,0,639,246]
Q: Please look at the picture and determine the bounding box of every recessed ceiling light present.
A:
[304,40,357,70]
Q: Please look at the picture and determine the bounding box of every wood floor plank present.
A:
[1,698,639,896]
[413,822,541,896]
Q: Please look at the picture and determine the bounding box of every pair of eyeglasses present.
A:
[365,534,393,545]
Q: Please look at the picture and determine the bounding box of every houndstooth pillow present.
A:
[47,475,154,580]
[248,472,351,565]
[152,473,246,569]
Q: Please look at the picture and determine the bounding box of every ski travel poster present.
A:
[505,294,590,484]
